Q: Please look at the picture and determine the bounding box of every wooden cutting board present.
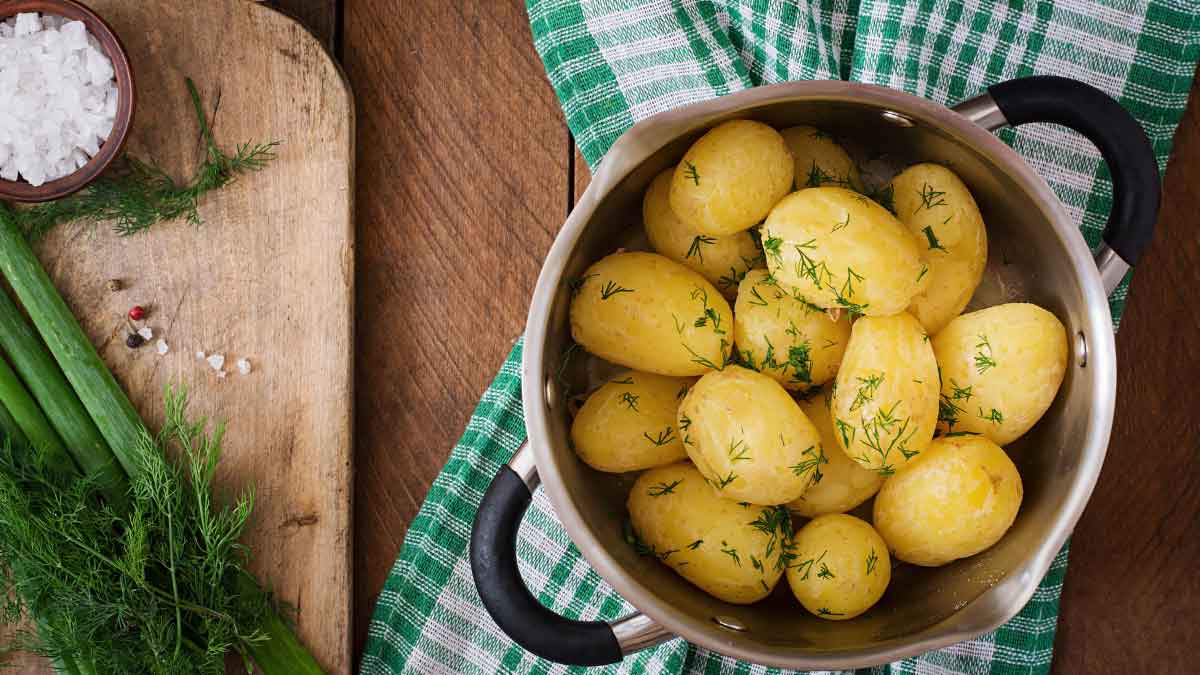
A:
[11,0,354,672]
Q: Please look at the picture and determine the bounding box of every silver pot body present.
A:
[516,81,1120,669]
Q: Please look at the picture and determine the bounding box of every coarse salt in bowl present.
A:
[0,0,134,202]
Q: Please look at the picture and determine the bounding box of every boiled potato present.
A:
[831,313,939,475]
[627,462,792,603]
[643,168,762,298]
[732,269,850,390]
[571,370,693,473]
[780,126,862,191]
[669,120,794,236]
[762,187,929,316]
[786,514,890,620]
[890,163,988,334]
[789,395,884,517]
[570,252,732,376]
[931,303,1067,445]
[874,435,1023,566]
[677,366,823,504]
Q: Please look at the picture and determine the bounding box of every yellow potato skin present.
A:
[931,303,1067,445]
[570,370,693,473]
[669,120,794,236]
[570,252,732,376]
[786,514,890,620]
[762,187,929,316]
[643,168,763,299]
[831,313,939,475]
[890,163,988,335]
[732,269,851,390]
[873,435,1023,567]
[780,126,862,191]
[627,462,791,604]
[678,366,824,505]
[789,395,884,518]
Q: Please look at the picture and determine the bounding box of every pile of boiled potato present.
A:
[567,120,1068,620]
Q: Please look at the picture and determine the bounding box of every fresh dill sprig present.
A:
[914,182,947,213]
[789,444,826,482]
[720,541,741,566]
[747,286,769,307]
[0,387,272,673]
[922,225,947,252]
[618,391,640,411]
[13,79,280,241]
[683,160,701,186]
[866,548,879,575]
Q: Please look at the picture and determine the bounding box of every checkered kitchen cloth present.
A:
[362,2,1199,674]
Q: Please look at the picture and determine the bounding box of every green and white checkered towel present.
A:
[362,2,1199,674]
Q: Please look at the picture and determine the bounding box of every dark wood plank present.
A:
[341,0,568,658]
[267,0,338,49]
[1051,73,1200,673]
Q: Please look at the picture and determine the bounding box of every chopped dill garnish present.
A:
[979,407,1004,425]
[914,182,947,213]
[728,438,751,462]
[974,334,997,374]
[687,539,704,550]
[832,212,851,233]
[818,608,844,617]
[916,263,929,283]
[618,392,640,411]
[686,234,718,262]
[720,541,741,566]
[610,376,634,385]
[789,444,826,482]
[600,280,634,300]
[922,225,947,252]
[715,470,738,489]
[817,562,835,579]
[647,479,682,496]
[567,273,597,298]
[850,374,884,412]
[790,550,828,580]
[866,548,879,575]
[748,505,793,570]
[683,160,701,185]
[676,383,690,400]
[748,286,769,307]
[643,427,676,447]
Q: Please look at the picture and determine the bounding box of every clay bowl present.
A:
[0,0,135,203]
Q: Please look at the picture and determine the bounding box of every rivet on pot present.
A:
[1076,331,1088,368]
[713,615,748,632]
[880,110,915,128]
[545,377,559,408]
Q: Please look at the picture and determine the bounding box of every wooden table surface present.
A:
[277,1,1199,671]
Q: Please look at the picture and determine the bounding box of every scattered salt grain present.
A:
[136,326,153,340]
[0,13,119,186]
[195,350,206,360]
[236,358,252,376]
[155,339,168,355]
[216,370,227,379]
[206,353,225,371]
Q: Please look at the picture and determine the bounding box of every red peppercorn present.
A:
[128,305,146,321]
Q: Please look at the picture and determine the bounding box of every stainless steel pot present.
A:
[471,77,1159,669]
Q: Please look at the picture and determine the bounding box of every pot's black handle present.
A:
[470,462,623,666]
[986,75,1160,267]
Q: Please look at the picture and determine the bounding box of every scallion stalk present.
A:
[0,353,73,474]
[0,287,126,498]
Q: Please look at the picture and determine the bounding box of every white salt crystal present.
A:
[195,350,206,360]
[155,339,168,355]
[206,354,225,371]
[0,12,118,186]
[236,358,252,375]
[216,370,228,379]
[13,13,40,37]
[136,326,152,340]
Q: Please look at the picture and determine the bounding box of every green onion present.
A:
[0,353,73,474]
[0,287,125,498]
[0,396,28,447]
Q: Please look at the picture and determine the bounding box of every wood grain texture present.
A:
[9,1,354,671]
[341,0,568,657]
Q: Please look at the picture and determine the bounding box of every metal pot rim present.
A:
[521,80,1116,668]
